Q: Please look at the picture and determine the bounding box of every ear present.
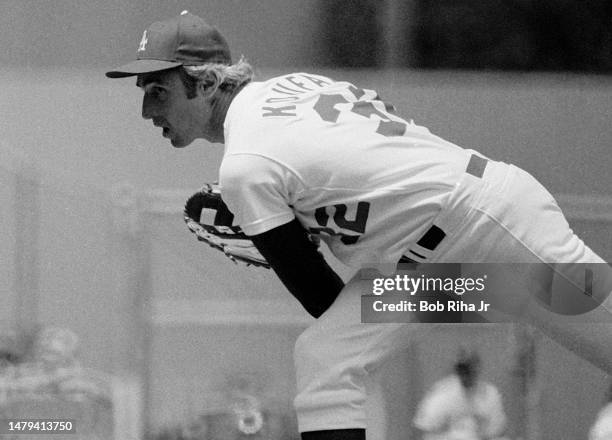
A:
[197,72,220,99]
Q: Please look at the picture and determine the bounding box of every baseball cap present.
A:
[106,10,231,78]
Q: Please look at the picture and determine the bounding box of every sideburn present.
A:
[178,68,199,99]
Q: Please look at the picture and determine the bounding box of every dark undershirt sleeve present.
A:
[250,219,345,318]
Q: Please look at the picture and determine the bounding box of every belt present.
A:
[399,154,488,263]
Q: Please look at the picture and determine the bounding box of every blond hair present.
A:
[181,56,254,96]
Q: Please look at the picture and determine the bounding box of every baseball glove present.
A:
[183,184,270,269]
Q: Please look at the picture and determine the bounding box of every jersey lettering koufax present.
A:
[220,73,475,268]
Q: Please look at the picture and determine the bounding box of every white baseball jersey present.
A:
[220,72,477,268]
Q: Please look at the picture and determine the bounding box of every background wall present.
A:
[1,1,610,440]
[0,0,326,70]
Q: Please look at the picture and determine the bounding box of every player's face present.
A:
[137,70,211,148]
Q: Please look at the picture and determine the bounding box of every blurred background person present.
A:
[413,349,508,440]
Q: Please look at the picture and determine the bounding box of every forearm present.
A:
[251,219,345,318]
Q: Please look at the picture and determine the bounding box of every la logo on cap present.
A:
[138,30,148,52]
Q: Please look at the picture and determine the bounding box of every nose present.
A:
[141,94,155,120]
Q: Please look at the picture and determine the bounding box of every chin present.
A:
[170,138,191,148]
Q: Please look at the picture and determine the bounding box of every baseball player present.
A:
[107,12,612,440]
[413,350,507,440]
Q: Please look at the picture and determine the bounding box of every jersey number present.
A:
[312,85,407,137]
[308,85,399,244]
[308,202,370,245]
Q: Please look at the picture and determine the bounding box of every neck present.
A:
[207,82,248,143]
